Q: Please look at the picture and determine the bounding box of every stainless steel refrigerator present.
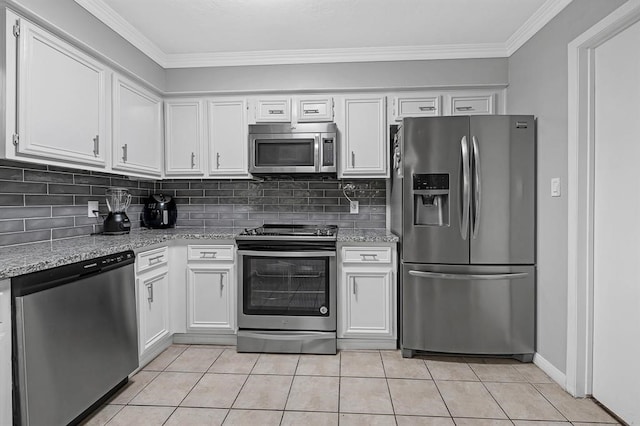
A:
[391,115,535,361]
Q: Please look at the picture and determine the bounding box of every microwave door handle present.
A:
[315,134,321,172]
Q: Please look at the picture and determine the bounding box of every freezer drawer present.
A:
[401,263,534,359]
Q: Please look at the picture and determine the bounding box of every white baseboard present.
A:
[534,352,566,388]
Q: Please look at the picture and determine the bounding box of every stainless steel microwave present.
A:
[249,123,337,174]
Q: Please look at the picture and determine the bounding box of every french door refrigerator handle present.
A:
[408,270,529,280]
[472,135,481,239]
[460,136,470,240]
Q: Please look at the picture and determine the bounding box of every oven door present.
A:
[237,249,336,331]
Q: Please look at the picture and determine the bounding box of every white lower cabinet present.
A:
[136,248,171,362]
[186,244,236,334]
[338,243,397,349]
[0,280,11,425]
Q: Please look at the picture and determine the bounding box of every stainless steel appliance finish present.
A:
[391,115,535,361]
[249,122,337,175]
[12,251,138,426]
[236,225,337,354]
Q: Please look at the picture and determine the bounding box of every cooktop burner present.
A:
[237,224,338,238]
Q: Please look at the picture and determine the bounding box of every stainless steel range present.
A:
[236,224,337,354]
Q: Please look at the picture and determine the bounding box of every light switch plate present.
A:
[551,178,561,197]
[88,201,99,217]
[350,201,359,214]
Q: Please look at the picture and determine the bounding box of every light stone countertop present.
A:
[0,227,398,280]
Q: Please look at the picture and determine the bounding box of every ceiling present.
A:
[74,0,573,68]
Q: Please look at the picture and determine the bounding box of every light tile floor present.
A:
[82,345,620,426]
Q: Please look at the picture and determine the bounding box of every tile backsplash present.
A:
[0,160,387,247]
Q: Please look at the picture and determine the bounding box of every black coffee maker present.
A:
[103,187,131,235]
[142,194,177,228]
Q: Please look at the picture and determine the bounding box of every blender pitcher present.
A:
[103,187,132,235]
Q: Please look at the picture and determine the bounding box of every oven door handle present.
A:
[237,250,336,257]
[239,330,334,341]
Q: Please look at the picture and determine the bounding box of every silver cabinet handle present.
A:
[351,151,355,167]
[408,270,529,280]
[93,135,99,156]
[149,255,164,265]
[191,152,195,169]
[220,274,224,297]
[460,136,470,240]
[122,144,128,162]
[216,152,221,169]
[268,109,284,114]
[360,253,378,261]
[352,277,357,296]
[471,135,481,239]
[456,106,473,111]
[147,282,154,302]
[418,106,435,111]
[200,251,217,259]
[303,109,319,114]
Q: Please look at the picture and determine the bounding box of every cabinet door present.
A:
[138,269,170,353]
[296,97,334,122]
[112,75,163,177]
[208,99,249,177]
[14,17,107,167]
[393,95,441,121]
[339,269,393,338]
[449,94,495,115]
[0,281,10,425]
[338,96,387,178]
[165,99,205,176]
[254,98,291,122]
[186,265,236,332]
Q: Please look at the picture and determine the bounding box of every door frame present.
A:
[566,0,640,397]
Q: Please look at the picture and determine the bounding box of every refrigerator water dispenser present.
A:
[413,174,449,226]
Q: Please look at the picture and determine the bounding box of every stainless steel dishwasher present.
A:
[11,250,138,426]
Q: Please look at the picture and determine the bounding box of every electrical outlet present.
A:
[350,200,359,214]
[88,201,99,218]
[551,178,561,197]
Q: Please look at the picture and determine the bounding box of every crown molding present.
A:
[75,0,570,68]
[163,44,509,68]
[74,0,168,66]
[506,0,574,55]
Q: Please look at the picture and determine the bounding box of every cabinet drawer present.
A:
[137,247,169,273]
[297,97,334,122]
[395,96,440,120]
[255,99,291,122]
[450,95,495,115]
[187,244,234,261]
[342,247,392,264]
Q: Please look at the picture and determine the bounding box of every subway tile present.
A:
[110,178,139,189]
[0,181,47,194]
[278,213,309,220]
[234,205,263,213]
[172,197,192,204]
[73,174,110,186]
[205,205,234,213]
[175,219,205,227]
[220,213,248,220]
[309,197,338,205]
[219,197,248,204]
[309,181,340,190]
[292,190,312,197]
[247,213,279,220]
[0,230,50,246]
[175,189,205,197]
[0,194,25,206]
[190,181,219,190]
[264,205,293,212]
[0,159,46,170]
[0,167,23,181]
[278,181,308,189]
[25,170,74,184]
[233,189,262,197]
[204,219,234,227]
[24,195,78,206]
[233,220,262,227]
[52,226,94,239]
[204,190,233,197]
[355,221,386,229]
[52,206,87,216]
[309,213,340,220]
[220,182,249,190]
[264,189,292,197]
[76,215,104,226]
[189,212,219,220]
[293,205,323,212]
[139,180,155,190]
[278,198,307,205]
[248,197,278,205]
[26,217,75,231]
[49,183,91,195]
[0,219,24,233]
[325,205,349,213]
[0,206,51,219]
[91,186,109,196]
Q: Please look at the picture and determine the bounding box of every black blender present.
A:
[103,187,132,235]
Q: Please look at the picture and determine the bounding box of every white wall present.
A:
[507,0,626,374]
[165,58,508,94]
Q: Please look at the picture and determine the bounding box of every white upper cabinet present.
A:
[447,93,496,116]
[295,96,334,122]
[164,99,206,176]
[253,97,291,122]
[208,99,249,177]
[6,13,107,168]
[392,94,441,121]
[336,95,387,178]
[111,75,163,178]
